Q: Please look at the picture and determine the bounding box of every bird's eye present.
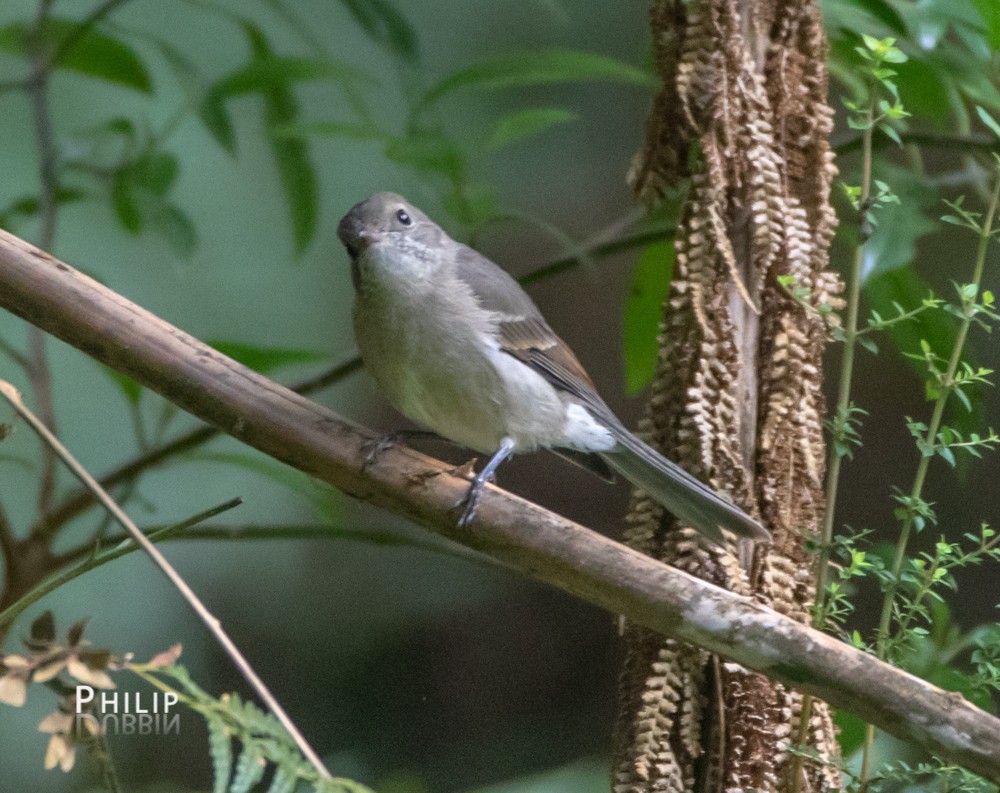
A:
[396,209,412,226]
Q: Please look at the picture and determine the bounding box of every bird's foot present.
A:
[451,438,515,529]
[454,480,485,528]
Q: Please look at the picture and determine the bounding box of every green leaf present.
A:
[830,0,907,36]
[971,0,1000,50]
[895,59,952,129]
[127,152,179,196]
[623,240,674,394]
[0,188,86,230]
[198,88,237,154]
[265,765,297,793]
[938,445,957,468]
[385,130,462,179]
[30,611,55,643]
[858,164,937,280]
[271,121,389,141]
[111,170,141,234]
[213,56,366,98]
[420,48,655,110]
[207,718,233,793]
[865,268,984,441]
[207,342,327,374]
[104,368,143,404]
[976,105,1000,139]
[228,744,265,793]
[0,18,151,92]
[154,203,197,258]
[341,0,418,62]
[488,108,576,149]
[269,111,317,256]
[235,23,319,255]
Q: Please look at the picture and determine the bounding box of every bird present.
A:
[337,192,769,545]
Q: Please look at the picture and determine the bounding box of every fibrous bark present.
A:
[614,1,842,791]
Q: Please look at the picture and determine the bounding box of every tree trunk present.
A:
[613,1,843,790]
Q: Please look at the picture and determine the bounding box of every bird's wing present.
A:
[453,244,618,424]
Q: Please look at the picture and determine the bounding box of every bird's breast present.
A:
[353,260,568,453]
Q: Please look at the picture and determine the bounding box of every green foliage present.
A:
[810,4,1000,787]
[417,48,655,110]
[130,663,373,793]
[0,17,152,92]
[622,240,674,394]
[338,0,419,62]
[487,108,577,150]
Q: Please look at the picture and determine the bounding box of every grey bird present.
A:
[338,192,769,544]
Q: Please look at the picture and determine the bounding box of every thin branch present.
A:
[32,357,362,540]
[1,230,999,780]
[0,499,243,630]
[25,0,61,520]
[0,503,15,609]
[53,522,493,570]
[0,380,333,781]
[832,130,998,157]
[0,336,31,370]
[519,223,670,286]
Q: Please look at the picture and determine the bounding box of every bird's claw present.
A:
[451,461,498,528]
[454,482,484,528]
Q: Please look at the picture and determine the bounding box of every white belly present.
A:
[353,275,566,453]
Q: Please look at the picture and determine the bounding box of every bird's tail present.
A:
[599,427,769,545]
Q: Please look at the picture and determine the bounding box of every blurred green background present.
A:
[0,0,998,791]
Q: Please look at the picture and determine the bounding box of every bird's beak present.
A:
[336,206,372,257]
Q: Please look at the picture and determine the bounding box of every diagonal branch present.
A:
[0,229,998,781]
[32,218,664,540]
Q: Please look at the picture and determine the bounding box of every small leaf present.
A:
[385,131,462,178]
[153,203,198,259]
[111,170,141,234]
[341,0,418,62]
[30,611,55,643]
[879,123,902,146]
[66,656,115,688]
[104,367,143,404]
[130,152,179,196]
[208,342,327,374]
[623,240,674,394]
[213,56,366,98]
[147,643,183,668]
[233,24,319,255]
[229,744,265,793]
[0,673,27,707]
[420,48,655,110]
[66,617,88,647]
[32,660,66,683]
[208,719,234,793]
[858,335,879,354]
[488,108,576,149]
[265,765,297,793]
[976,105,1000,140]
[271,121,389,141]
[198,88,237,154]
[0,18,151,92]
[44,733,75,771]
